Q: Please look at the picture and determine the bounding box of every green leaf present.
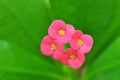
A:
[0,41,65,80]
[50,0,120,65]
[82,36,120,80]
[0,0,120,79]
[0,0,50,54]
[0,0,61,67]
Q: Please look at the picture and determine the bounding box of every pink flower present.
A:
[40,36,63,60]
[48,20,75,44]
[40,20,94,69]
[60,48,85,69]
[69,30,93,54]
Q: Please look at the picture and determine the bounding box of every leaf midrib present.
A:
[86,62,120,79]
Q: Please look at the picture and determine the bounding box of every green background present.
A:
[0,0,120,80]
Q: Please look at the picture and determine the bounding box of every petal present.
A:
[71,30,83,40]
[69,39,80,50]
[64,48,77,55]
[69,30,83,50]
[55,41,64,52]
[77,52,85,63]
[78,45,92,54]
[60,48,78,65]
[80,34,93,53]
[52,51,63,60]
[68,59,83,69]
[55,24,75,44]
[81,34,93,47]
[49,20,66,30]
[40,36,54,56]
[60,54,69,65]
[42,36,54,44]
[48,20,66,39]
[40,43,54,56]
[66,24,75,38]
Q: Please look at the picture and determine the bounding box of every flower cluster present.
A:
[40,20,93,69]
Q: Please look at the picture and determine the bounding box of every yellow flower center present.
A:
[58,29,65,36]
[69,54,77,60]
[51,44,57,51]
[77,39,84,46]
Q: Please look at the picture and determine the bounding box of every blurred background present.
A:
[0,0,120,80]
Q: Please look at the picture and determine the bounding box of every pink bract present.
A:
[40,20,94,69]
[60,48,85,69]
[40,36,63,60]
[48,20,75,44]
[69,30,93,54]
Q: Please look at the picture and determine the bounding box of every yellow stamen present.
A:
[51,44,57,51]
[69,54,76,60]
[58,29,65,36]
[77,39,84,46]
